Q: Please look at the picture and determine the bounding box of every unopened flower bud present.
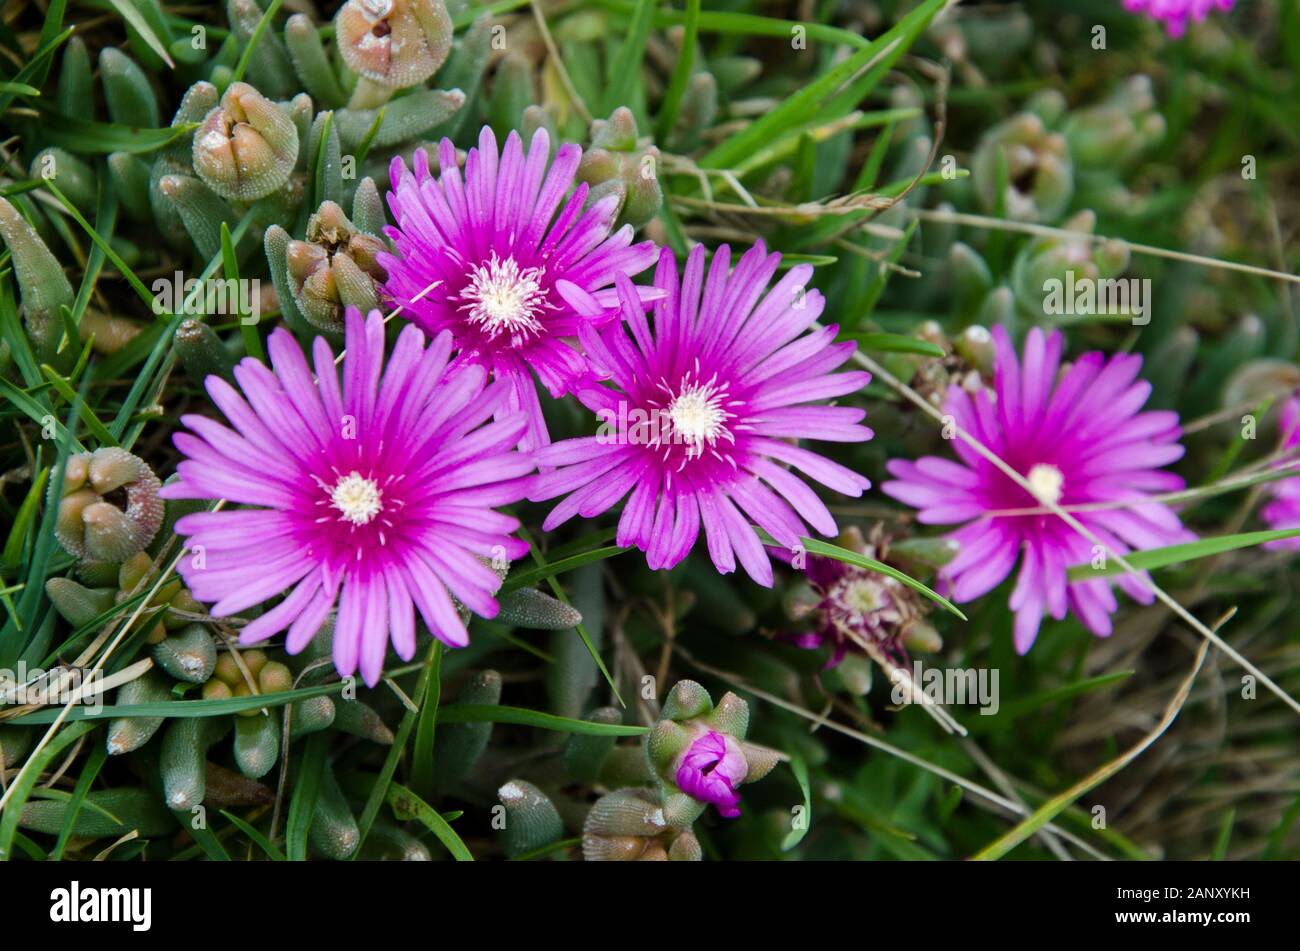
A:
[581,788,702,861]
[648,680,773,826]
[53,448,163,563]
[335,0,452,90]
[972,112,1072,223]
[285,201,388,333]
[577,108,663,229]
[675,730,747,818]
[193,82,299,202]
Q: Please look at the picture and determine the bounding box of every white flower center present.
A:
[668,384,729,456]
[1026,463,1064,506]
[331,472,383,525]
[459,254,547,340]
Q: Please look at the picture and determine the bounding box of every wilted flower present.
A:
[192,81,299,202]
[53,448,164,563]
[160,308,534,685]
[883,326,1195,653]
[1123,0,1235,37]
[1260,394,1300,550]
[782,526,942,669]
[380,126,659,449]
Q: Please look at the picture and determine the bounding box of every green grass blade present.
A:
[387,782,473,861]
[435,704,649,736]
[1068,527,1300,580]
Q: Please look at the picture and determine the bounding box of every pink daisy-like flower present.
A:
[528,242,873,587]
[1259,394,1300,550]
[379,126,660,450]
[1122,0,1234,37]
[883,326,1195,653]
[159,308,534,686]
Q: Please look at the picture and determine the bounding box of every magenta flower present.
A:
[160,308,534,686]
[675,730,748,819]
[883,326,1194,653]
[379,126,660,450]
[1122,0,1234,36]
[528,243,873,586]
[1260,394,1300,550]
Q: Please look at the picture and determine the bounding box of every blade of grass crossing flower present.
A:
[1068,527,1300,581]
[500,544,626,592]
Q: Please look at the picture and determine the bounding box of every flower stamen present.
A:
[459,254,548,342]
[331,471,384,525]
